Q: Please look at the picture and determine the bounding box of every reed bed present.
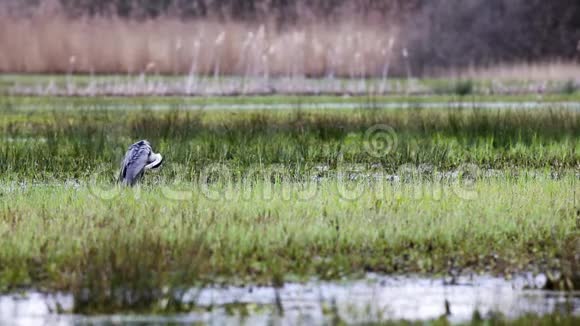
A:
[0,14,397,77]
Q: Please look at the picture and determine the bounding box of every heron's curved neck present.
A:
[145,153,163,170]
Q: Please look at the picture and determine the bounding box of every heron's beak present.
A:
[145,153,163,170]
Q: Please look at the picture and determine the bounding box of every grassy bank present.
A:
[0,174,578,311]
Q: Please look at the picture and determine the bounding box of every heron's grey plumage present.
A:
[119,140,163,186]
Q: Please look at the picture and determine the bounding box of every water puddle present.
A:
[1,274,578,325]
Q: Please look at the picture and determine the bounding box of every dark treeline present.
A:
[2,0,580,73]
[408,0,580,72]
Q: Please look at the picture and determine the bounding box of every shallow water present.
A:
[6,75,576,97]
[8,101,580,112]
[1,274,578,325]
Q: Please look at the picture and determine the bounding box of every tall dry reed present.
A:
[0,13,399,77]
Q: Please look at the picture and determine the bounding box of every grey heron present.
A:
[119,140,163,186]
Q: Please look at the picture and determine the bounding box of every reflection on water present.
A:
[1,274,579,325]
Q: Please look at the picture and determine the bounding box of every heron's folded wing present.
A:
[120,144,151,183]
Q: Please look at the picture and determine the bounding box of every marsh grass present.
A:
[0,104,578,180]
[0,101,578,312]
[561,79,579,95]
[432,79,474,96]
